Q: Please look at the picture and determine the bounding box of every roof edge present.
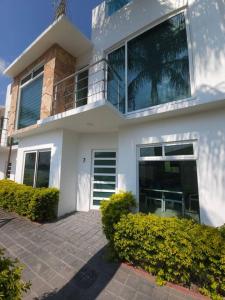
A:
[4,15,92,77]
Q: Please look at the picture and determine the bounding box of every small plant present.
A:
[0,180,59,222]
[100,191,136,243]
[0,248,30,300]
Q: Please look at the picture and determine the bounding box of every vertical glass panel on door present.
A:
[23,152,36,186]
[92,151,117,207]
[36,151,51,188]
[107,46,126,113]
[127,13,191,112]
[18,75,43,129]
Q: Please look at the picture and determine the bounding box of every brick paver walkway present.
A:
[0,209,206,300]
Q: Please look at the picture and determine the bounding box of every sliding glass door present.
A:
[23,150,51,188]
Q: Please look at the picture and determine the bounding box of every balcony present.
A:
[51,59,124,116]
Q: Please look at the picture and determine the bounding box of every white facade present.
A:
[1,0,225,226]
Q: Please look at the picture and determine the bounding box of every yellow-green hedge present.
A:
[0,180,59,222]
[0,248,30,299]
[100,192,136,242]
[114,213,225,300]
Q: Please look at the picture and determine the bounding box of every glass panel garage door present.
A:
[92,151,117,208]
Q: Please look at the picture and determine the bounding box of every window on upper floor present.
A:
[106,0,131,16]
[107,12,191,113]
[18,65,44,129]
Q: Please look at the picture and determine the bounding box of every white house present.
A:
[1,0,225,226]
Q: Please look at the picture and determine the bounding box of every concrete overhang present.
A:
[11,95,225,140]
[11,100,125,139]
[4,16,93,78]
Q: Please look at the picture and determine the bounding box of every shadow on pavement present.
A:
[37,245,120,300]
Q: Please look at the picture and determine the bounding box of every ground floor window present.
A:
[23,150,51,188]
[138,143,200,221]
[91,150,117,207]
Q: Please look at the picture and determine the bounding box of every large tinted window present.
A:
[23,152,36,186]
[18,75,43,129]
[127,13,190,111]
[139,160,199,221]
[107,46,125,113]
[23,150,51,188]
[107,0,130,16]
[36,151,51,188]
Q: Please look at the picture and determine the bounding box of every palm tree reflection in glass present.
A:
[108,13,191,113]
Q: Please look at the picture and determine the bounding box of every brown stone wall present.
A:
[52,46,76,115]
[8,44,76,136]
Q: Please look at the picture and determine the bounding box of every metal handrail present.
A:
[53,58,122,87]
[52,58,124,115]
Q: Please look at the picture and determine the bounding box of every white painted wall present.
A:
[0,149,17,180]
[58,130,79,216]
[0,151,7,179]
[2,0,224,228]
[1,84,12,147]
[76,132,118,211]
[117,108,225,227]
[92,0,225,105]
[9,149,17,181]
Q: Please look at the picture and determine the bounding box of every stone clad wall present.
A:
[51,46,76,115]
[8,44,76,136]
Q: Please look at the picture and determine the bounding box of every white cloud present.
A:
[0,58,7,75]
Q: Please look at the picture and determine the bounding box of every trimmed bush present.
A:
[100,192,136,243]
[0,248,30,299]
[114,213,225,300]
[0,180,59,222]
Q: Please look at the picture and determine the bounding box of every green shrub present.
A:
[114,213,225,300]
[218,224,225,239]
[100,192,136,243]
[0,180,59,222]
[0,248,30,300]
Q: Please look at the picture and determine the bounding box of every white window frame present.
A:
[16,63,44,130]
[22,149,51,188]
[136,140,199,214]
[90,149,117,210]
[138,140,198,162]
[105,8,195,115]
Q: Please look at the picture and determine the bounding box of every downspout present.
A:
[5,136,12,179]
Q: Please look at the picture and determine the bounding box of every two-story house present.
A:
[1,0,225,226]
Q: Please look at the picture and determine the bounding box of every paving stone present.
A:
[120,285,137,300]
[96,290,118,300]
[106,278,124,295]
[114,269,129,284]
[137,279,155,295]
[0,209,201,300]
[125,273,141,290]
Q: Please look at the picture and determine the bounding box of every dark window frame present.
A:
[23,149,51,188]
[17,64,44,130]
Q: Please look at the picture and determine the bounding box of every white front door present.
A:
[91,150,117,209]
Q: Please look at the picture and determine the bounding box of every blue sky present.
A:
[0,0,102,105]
